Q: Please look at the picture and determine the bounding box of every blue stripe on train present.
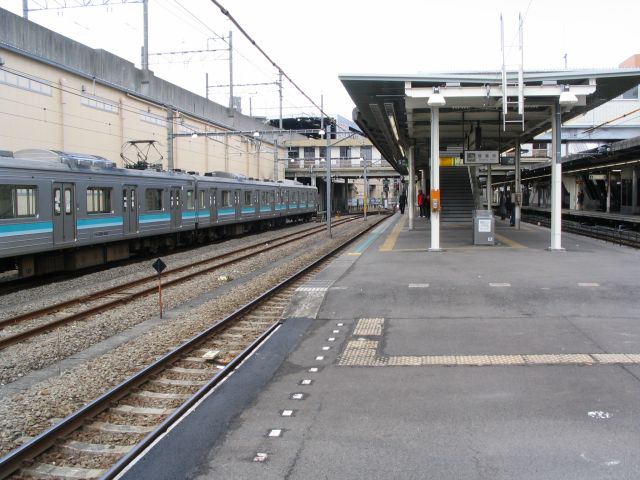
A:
[77,217,123,229]
[0,221,53,237]
[139,213,171,223]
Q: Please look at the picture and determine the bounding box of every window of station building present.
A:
[360,146,372,161]
[81,94,119,114]
[319,147,327,161]
[287,147,300,159]
[185,190,195,210]
[0,71,53,96]
[339,146,351,159]
[0,185,38,218]
[86,187,112,214]
[222,191,232,207]
[140,113,168,128]
[244,191,252,205]
[145,188,163,211]
[304,147,315,159]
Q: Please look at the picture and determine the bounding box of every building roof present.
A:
[340,68,640,173]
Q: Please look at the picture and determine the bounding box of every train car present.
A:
[0,149,317,277]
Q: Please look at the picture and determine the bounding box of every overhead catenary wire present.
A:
[210,0,329,122]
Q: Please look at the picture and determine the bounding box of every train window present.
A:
[261,191,268,204]
[54,188,61,215]
[284,190,289,203]
[269,191,274,203]
[64,188,73,214]
[244,191,252,205]
[198,190,206,209]
[222,191,232,207]
[186,190,195,210]
[86,187,112,214]
[145,189,163,211]
[0,185,38,218]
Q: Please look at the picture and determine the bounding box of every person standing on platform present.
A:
[499,191,506,220]
[399,191,407,214]
[509,192,516,226]
[505,192,513,224]
[577,189,584,211]
[417,189,426,217]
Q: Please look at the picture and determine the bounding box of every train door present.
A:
[170,187,182,229]
[52,182,76,244]
[210,189,218,223]
[122,185,139,235]
[234,189,241,219]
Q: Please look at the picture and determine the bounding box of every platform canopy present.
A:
[340,69,640,174]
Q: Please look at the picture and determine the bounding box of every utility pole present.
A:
[142,0,149,71]
[325,127,332,238]
[23,0,28,19]
[228,30,234,116]
[278,70,283,129]
[273,138,278,181]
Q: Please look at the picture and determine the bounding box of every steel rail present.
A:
[0,218,355,330]
[0,218,357,349]
[0,215,387,479]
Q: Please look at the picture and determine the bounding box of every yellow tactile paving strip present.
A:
[337,318,640,367]
[379,214,407,251]
[352,318,384,336]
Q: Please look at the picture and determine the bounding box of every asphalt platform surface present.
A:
[121,213,640,480]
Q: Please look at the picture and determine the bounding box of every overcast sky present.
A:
[1,0,639,121]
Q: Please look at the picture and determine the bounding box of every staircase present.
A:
[439,167,475,223]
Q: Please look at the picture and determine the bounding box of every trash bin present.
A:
[473,210,495,245]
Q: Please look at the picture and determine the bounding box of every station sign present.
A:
[464,151,499,165]
[588,174,607,180]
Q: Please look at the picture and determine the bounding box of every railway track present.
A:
[522,213,640,248]
[0,215,387,479]
[0,217,357,351]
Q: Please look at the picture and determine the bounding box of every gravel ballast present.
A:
[0,216,386,457]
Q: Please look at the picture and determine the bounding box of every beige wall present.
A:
[0,49,284,178]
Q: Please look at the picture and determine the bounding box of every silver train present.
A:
[0,149,318,277]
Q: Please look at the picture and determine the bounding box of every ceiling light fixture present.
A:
[427,86,446,107]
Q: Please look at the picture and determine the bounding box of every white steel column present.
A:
[515,138,521,229]
[408,146,415,230]
[487,165,492,212]
[429,107,441,251]
[549,101,564,251]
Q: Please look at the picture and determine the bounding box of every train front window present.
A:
[0,185,38,218]
[145,189,163,211]
[86,187,112,214]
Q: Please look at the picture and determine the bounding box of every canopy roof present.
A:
[340,68,640,173]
